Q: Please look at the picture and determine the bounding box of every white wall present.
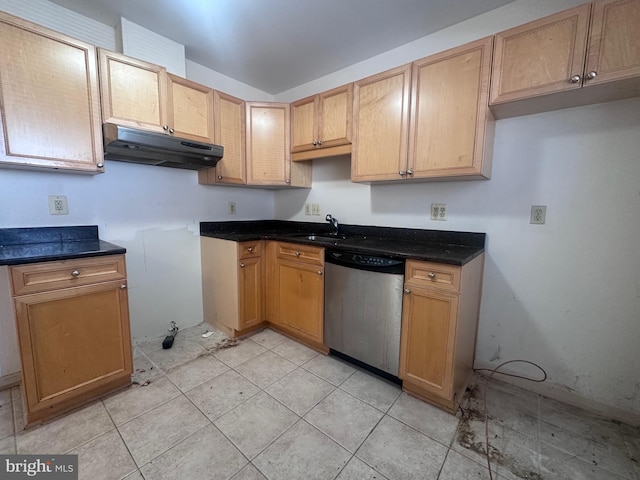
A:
[0,0,275,347]
[274,0,640,421]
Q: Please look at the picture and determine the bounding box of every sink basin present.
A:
[307,234,346,241]
[289,233,346,242]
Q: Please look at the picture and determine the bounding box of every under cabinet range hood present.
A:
[103,123,223,170]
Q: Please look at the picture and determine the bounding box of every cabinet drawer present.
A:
[405,260,460,293]
[276,242,324,266]
[11,255,127,296]
[238,241,262,259]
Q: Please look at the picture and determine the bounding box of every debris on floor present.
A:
[457,383,544,480]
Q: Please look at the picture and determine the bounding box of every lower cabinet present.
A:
[399,255,484,412]
[201,237,265,337]
[9,255,132,425]
[267,242,325,347]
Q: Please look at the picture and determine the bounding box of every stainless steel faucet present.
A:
[326,214,339,235]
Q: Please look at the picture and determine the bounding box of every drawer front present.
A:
[276,242,323,266]
[11,255,127,296]
[405,260,460,293]
[238,241,262,259]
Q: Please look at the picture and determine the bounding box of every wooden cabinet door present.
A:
[239,256,264,329]
[14,280,132,423]
[490,4,591,104]
[352,64,411,182]
[408,37,493,179]
[0,12,104,173]
[276,258,324,343]
[246,102,291,185]
[199,91,246,185]
[318,84,353,149]
[291,95,318,153]
[585,0,640,86]
[399,287,458,400]
[99,49,169,133]
[166,73,214,143]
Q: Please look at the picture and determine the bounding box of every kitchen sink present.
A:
[290,233,346,242]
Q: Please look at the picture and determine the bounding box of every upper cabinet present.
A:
[291,84,353,161]
[585,0,640,87]
[99,49,214,143]
[246,102,311,187]
[0,12,104,174]
[166,74,215,144]
[199,91,246,185]
[352,38,494,182]
[99,49,168,133]
[351,64,412,182]
[490,0,640,118]
[408,37,493,180]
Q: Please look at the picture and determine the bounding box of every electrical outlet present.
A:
[228,202,237,215]
[48,195,68,215]
[530,205,546,224]
[304,203,311,216]
[430,203,447,221]
[312,203,321,216]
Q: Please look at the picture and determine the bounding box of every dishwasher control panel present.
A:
[326,250,405,274]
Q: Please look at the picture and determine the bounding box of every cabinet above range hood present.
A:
[103,123,223,170]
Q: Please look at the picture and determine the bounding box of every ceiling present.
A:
[48,0,516,94]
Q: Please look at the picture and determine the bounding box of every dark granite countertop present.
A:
[200,221,485,266]
[0,226,126,266]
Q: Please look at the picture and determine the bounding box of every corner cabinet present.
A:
[199,91,247,185]
[99,49,215,143]
[291,84,353,161]
[267,242,325,348]
[9,255,132,425]
[0,12,104,174]
[201,237,265,337]
[490,0,640,117]
[246,102,311,187]
[399,255,484,413]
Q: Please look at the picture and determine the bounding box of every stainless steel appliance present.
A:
[103,123,224,170]
[324,249,405,378]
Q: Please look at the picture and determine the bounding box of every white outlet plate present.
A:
[228,202,237,215]
[49,195,68,215]
[304,203,311,216]
[530,205,546,224]
[430,203,447,221]
[312,203,321,216]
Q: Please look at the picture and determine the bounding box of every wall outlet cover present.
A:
[530,205,546,224]
[228,202,237,215]
[49,195,68,215]
[304,203,312,215]
[311,203,321,216]
[430,203,447,221]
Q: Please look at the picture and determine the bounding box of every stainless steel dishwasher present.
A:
[324,249,405,379]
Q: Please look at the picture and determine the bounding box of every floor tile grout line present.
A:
[100,399,141,479]
[537,392,542,476]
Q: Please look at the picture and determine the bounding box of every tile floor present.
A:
[0,323,638,480]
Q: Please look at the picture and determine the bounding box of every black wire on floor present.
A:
[471,360,548,480]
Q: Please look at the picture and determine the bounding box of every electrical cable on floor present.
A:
[472,360,547,480]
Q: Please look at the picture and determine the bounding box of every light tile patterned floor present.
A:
[0,324,638,480]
